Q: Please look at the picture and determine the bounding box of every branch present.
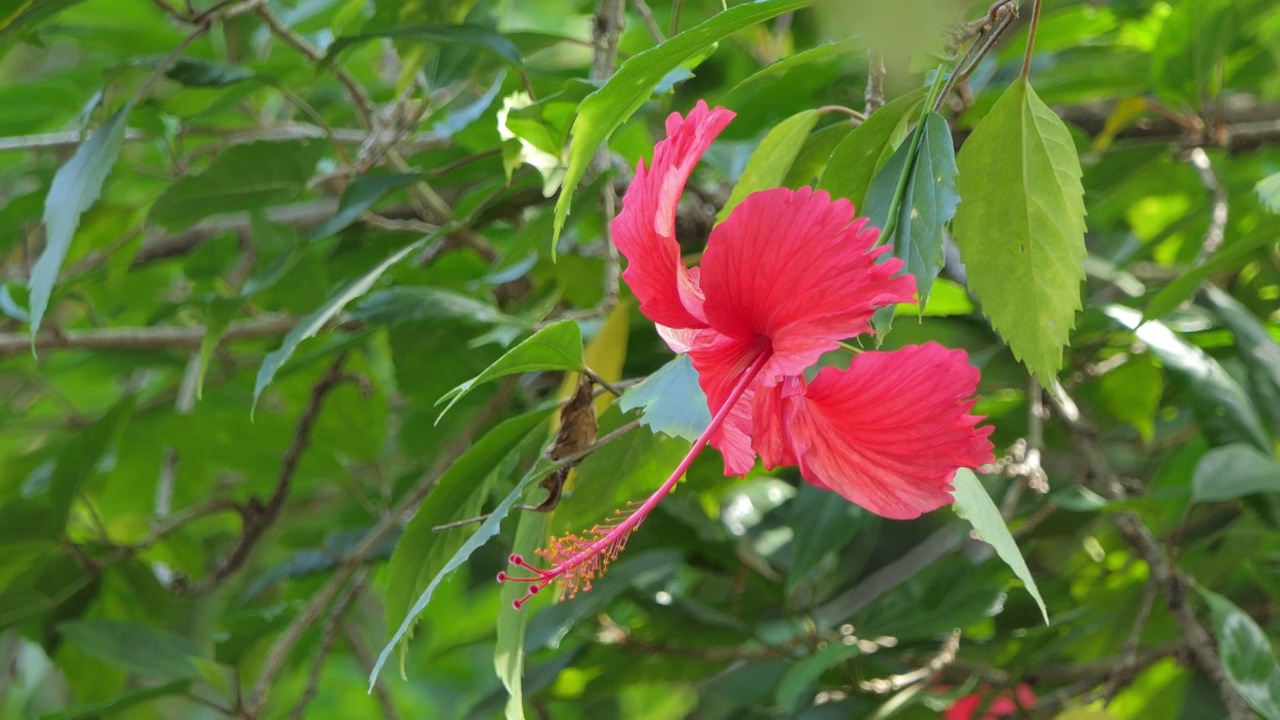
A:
[290,568,369,720]
[171,355,354,596]
[864,49,885,115]
[1048,392,1256,720]
[1185,147,1229,263]
[241,379,519,718]
[0,314,300,359]
[592,0,625,314]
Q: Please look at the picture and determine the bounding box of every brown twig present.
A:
[632,0,665,43]
[255,3,376,127]
[242,380,519,718]
[1047,391,1255,720]
[1019,0,1042,80]
[0,314,302,358]
[289,568,369,720]
[865,49,885,115]
[1185,147,1229,264]
[171,355,353,595]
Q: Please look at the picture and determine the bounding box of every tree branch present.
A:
[0,314,301,359]
[1048,392,1256,720]
[289,568,369,720]
[171,354,354,596]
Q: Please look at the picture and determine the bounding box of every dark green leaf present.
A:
[552,0,811,251]
[782,121,855,188]
[29,103,131,337]
[617,355,710,442]
[952,78,1087,389]
[371,453,561,688]
[382,409,551,678]
[40,679,192,720]
[951,469,1048,623]
[49,400,135,529]
[863,111,958,304]
[196,296,240,399]
[304,172,423,241]
[324,25,525,73]
[776,641,861,713]
[148,141,326,231]
[163,57,256,87]
[786,484,870,592]
[1198,584,1280,719]
[355,286,519,327]
[817,88,925,212]
[435,320,585,422]
[58,620,203,681]
[253,237,430,413]
[1192,444,1280,503]
[496,507,549,720]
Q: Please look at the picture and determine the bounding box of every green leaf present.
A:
[952,78,1087,389]
[40,679,192,720]
[1150,0,1239,107]
[817,87,926,212]
[525,550,683,651]
[617,355,710,442]
[1144,231,1276,320]
[951,469,1048,624]
[721,37,862,105]
[435,320,584,422]
[49,400,135,530]
[775,641,861,713]
[0,0,90,50]
[1192,444,1280,504]
[29,103,131,338]
[253,236,430,413]
[1197,584,1280,720]
[304,172,423,241]
[717,109,820,222]
[785,484,870,593]
[148,141,325,231]
[163,57,255,87]
[552,0,811,252]
[381,409,550,675]
[863,111,958,304]
[1106,305,1271,453]
[355,286,520,328]
[495,508,549,720]
[58,620,203,682]
[782,121,854,188]
[1256,171,1280,214]
[323,25,525,74]
[550,408,691,538]
[196,296,241,399]
[1096,354,1163,441]
[1202,284,1280,433]
[371,453,560,689]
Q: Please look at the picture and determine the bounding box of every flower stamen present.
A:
[499,348,774,609]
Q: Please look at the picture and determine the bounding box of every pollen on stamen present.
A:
[497,504,646,609]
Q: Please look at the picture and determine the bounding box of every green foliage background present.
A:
[2,0,1280,718]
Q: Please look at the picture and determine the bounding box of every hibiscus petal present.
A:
[685,331,768,476]
[699,187,917,382]
[613,101,734,330]
[770,343,995,520]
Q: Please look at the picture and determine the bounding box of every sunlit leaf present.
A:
[953,78,1087,389]
[618,355,710,442]
[1192,444,1280,504]
[29,103,131,338]
[951,469,1048,623]
[1198,584,1280,720]
[817,87,926,212]
[435,320,585,422]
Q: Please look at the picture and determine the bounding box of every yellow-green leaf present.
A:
[717,109,820,222]
[952,78,1087,389]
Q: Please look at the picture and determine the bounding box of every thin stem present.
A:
[501,349,774,606]
[1020,0,1042,80]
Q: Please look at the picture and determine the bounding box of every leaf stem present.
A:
[1020,0,1043,80]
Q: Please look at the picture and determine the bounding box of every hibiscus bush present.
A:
[2,0,1280,719]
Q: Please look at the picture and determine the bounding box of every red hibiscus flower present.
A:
[944,683,1037,719]
[500,102,994,606]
